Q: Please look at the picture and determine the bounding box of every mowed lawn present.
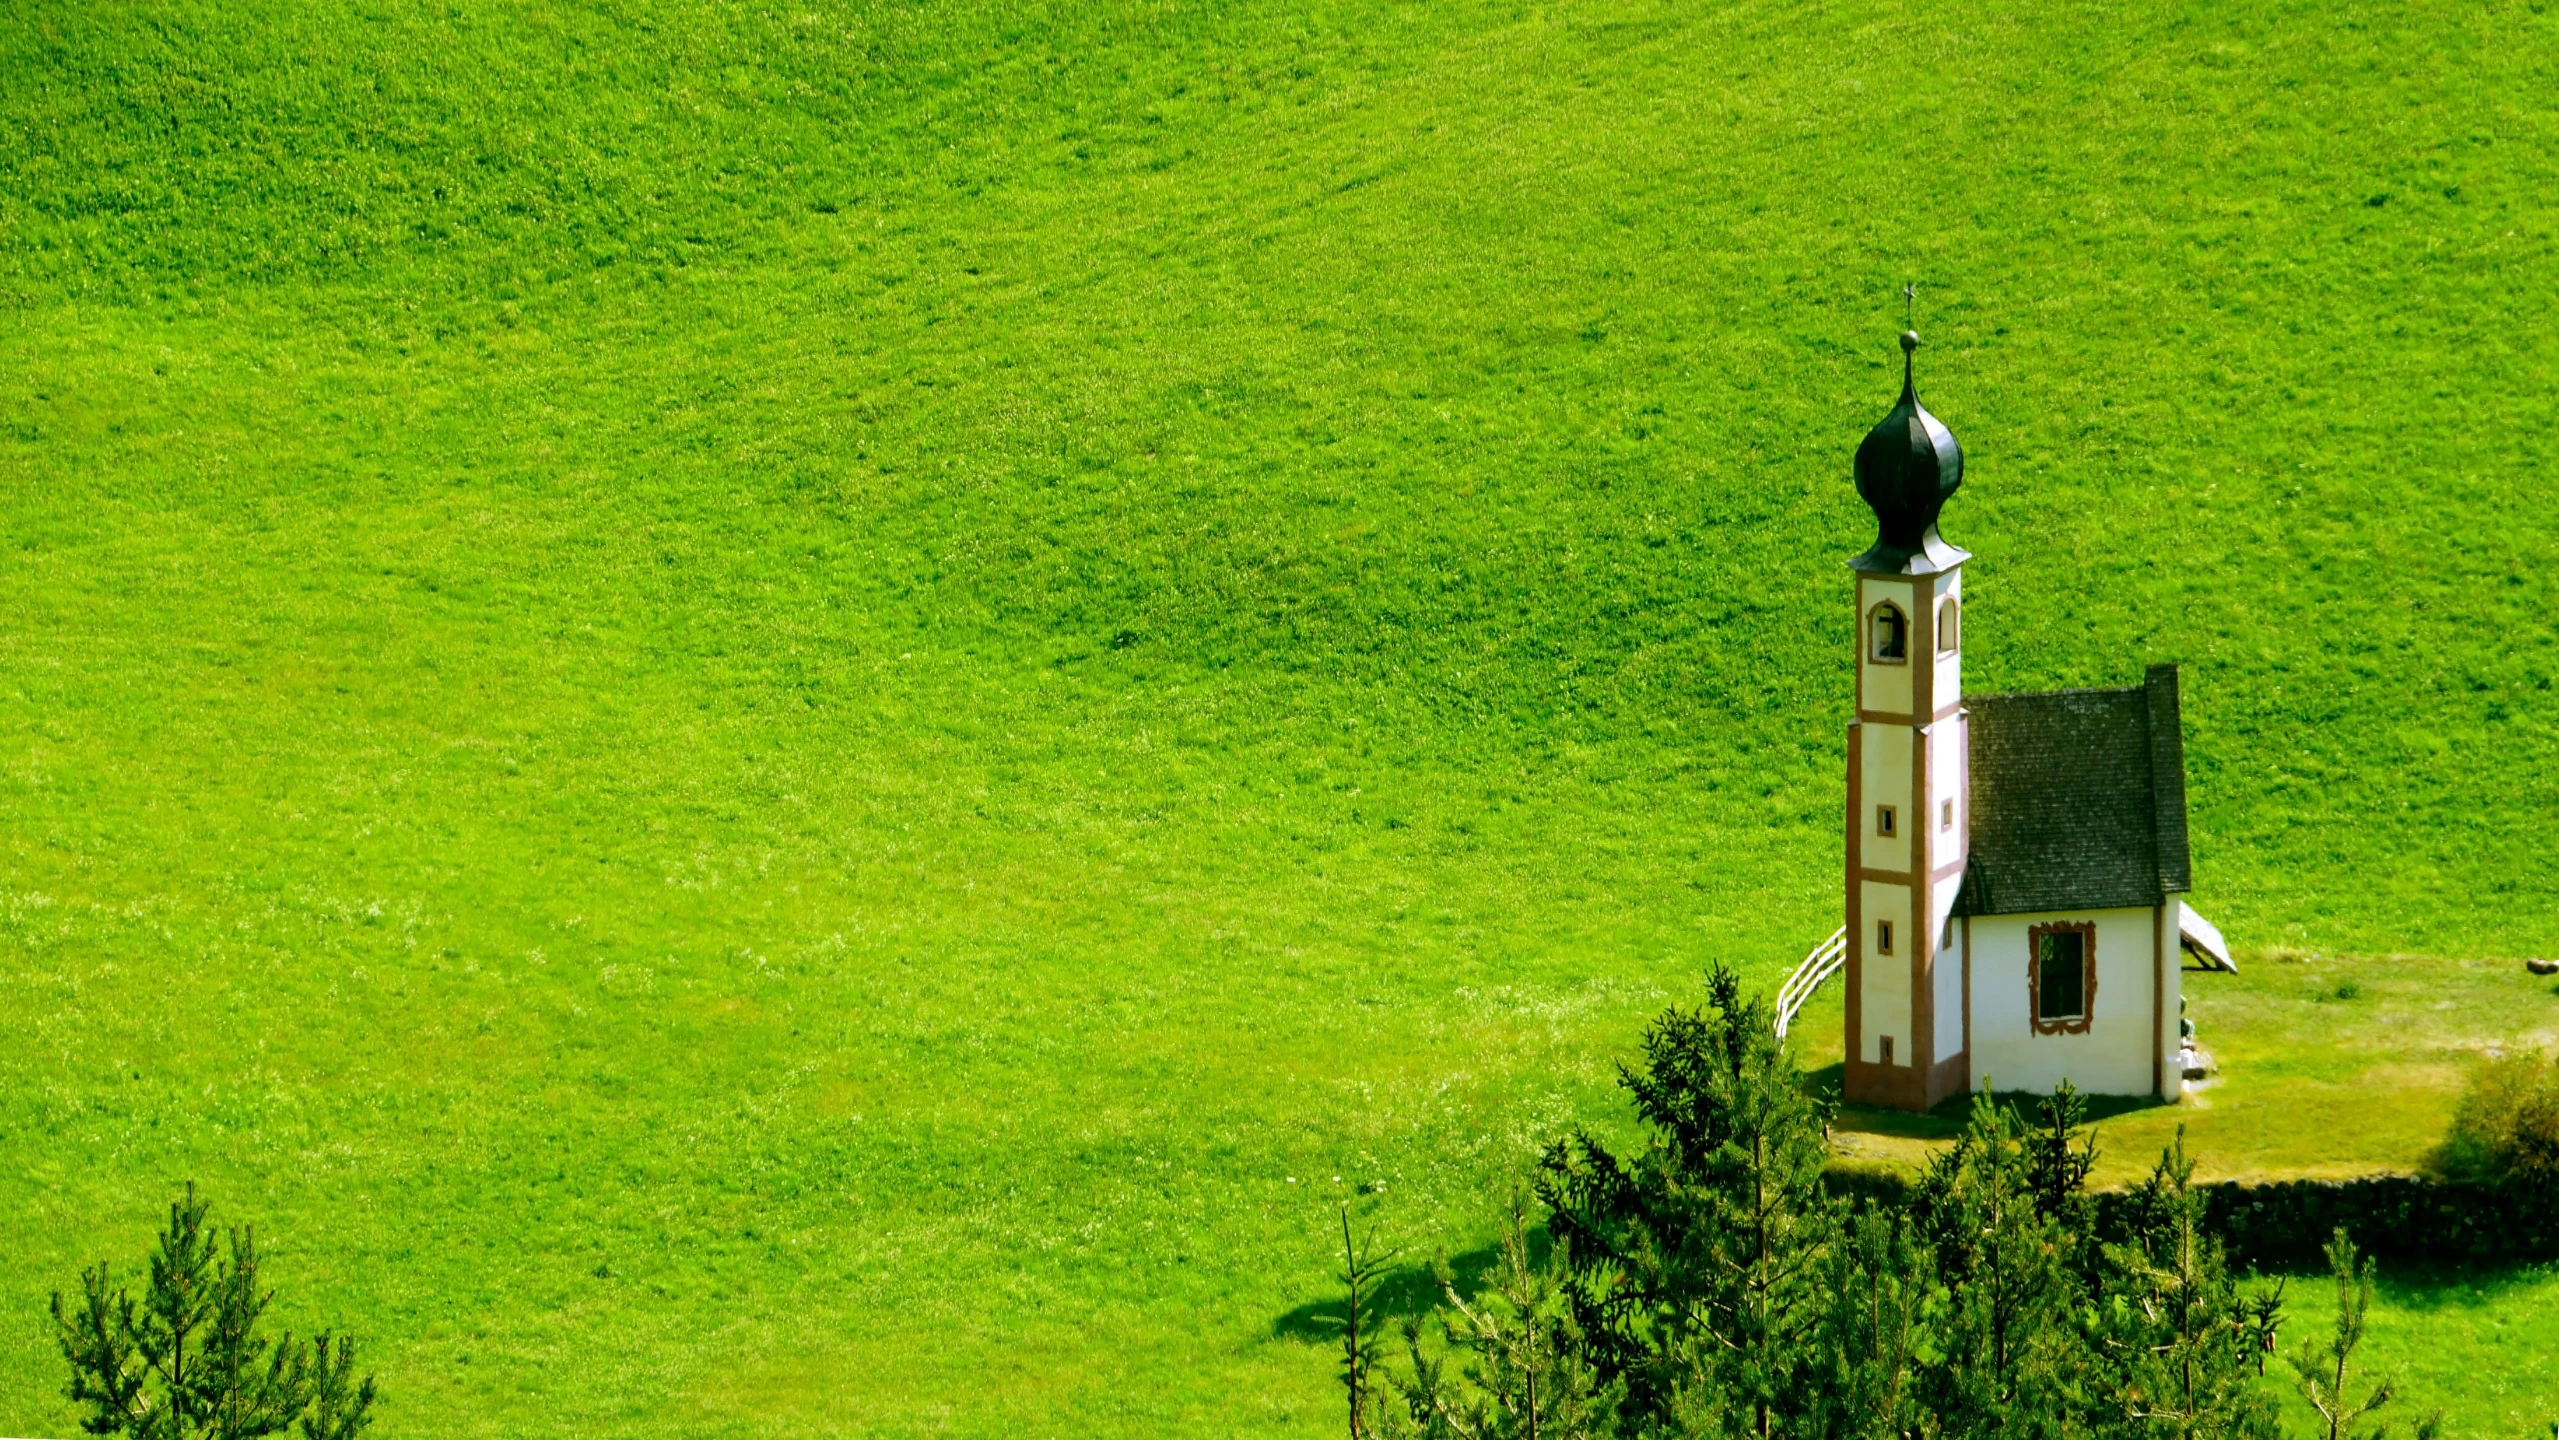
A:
[3,0,2557,1434]
[1801,951,2559,1185]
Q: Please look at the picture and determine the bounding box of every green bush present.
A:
[2441,1052,2559,1184]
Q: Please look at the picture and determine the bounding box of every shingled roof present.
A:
[1951,664,2192,917]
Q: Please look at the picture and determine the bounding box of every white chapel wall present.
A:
[1966,905,2168,1098]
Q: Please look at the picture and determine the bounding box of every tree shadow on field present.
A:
[1272,1228,1548,1343]
[2262,1253,2559,1299]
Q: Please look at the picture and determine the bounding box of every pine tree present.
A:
[51,1185,378,1440]
[2025,1082,2098,1274]
[1384,1193,1620,1440]
[1805,1202,1937,1440]
[1539,967,1836,1436]
[303,1336,377,1440]
[2243,1284,2285,1380]
[1912,1091,2092,1438]
[1339,1203,1396,1439]
[2288,1230,2437,1440]
[2093,1128,2280,1440]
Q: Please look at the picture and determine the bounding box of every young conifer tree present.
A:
[1384,1192,1620,1440]
[1338,1203,1396,1439]
[1911,1090,2094,1437]
[2243,1283,2286,1379]
[52,1184,378,1440]
[1538,967,1836,1437]
[2289,1230,2438,1440]
[1804,1203,1934,1440]
[2024,1082,2098,1270]
[2093,1127,2281,1440]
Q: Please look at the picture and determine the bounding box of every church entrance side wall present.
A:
[1965,905,2176,1099]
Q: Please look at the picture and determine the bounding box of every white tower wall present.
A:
[1847,567,1969,1112]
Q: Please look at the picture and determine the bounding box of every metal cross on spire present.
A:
[1898,283,1921,376]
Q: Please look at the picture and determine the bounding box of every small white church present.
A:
[1836,331,2231,1113]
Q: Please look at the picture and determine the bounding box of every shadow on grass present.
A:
[1803,1062,2170,1144]
[1273,1229,1551,1343]
[2251,1253,2559,1299]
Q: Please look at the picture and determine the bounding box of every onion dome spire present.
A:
[1849,329,1970,574]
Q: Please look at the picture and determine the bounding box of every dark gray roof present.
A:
[1952,664,2192,917]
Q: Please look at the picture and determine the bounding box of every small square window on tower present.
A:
[1876,920,1894,955]
[1876,804,1897,837]
[1941,799,1955,831]
[1879,1036,1895,1066]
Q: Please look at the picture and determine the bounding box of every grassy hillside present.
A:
[3,0,2555,1433]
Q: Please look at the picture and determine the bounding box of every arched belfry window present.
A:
[1870,603,1907,663]
[1937,598,1959,654]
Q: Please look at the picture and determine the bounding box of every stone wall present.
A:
[2105,1175,2559,1270]
[1822,1163,2559,1271]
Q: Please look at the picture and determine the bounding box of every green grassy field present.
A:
[3,0,2557,1434]
[2328,1261,2559,1440]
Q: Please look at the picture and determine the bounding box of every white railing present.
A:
[1774,925,1848,1040]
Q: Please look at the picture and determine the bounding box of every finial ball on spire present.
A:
[1900,329,1920,354]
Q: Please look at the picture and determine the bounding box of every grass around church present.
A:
[3,0,2557,1435]
[1802,949,2559,1185]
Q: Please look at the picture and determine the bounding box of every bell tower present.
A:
[1844,330,1972,1112]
